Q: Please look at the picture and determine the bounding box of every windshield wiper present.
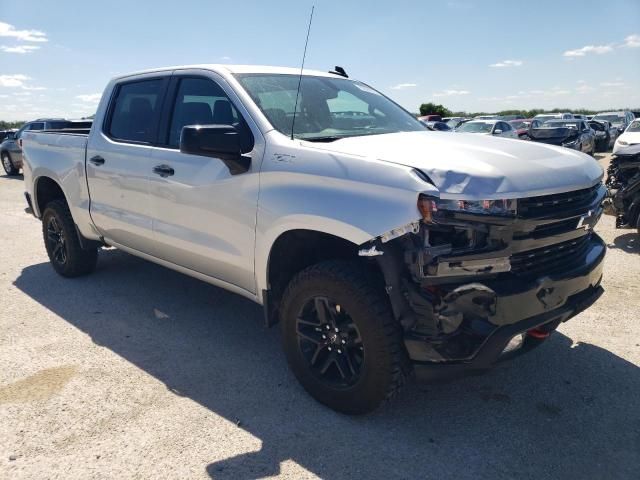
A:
[301,135,347,142]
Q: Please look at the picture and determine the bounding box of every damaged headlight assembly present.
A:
[412,194,516,278]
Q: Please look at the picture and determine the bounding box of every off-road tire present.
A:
[1,152,18,176]
[280,260,411,414]
[42,199,98,277]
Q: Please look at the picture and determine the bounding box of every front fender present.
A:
[253,136,439,295]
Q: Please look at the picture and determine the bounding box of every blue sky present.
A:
[0,0,639,120]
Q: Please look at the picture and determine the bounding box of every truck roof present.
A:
[112,64,341,81]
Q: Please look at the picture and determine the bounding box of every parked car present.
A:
[508,119,543,139]
[22,64,606,414]
[603,144,640,234]
[442,117,469,129]
[533,113,574,123]
[613,119,640,153]
[422,121,451,131]
[0,129,17,142]
[588,119,617,152]
[473,115,498,120]
[455,119,518,138]
[1,119,92,175]
[498,115,525,121]
[528,119,596,155]
[572,114,588,120]
[418,114,442,122]
[593,111,635,136]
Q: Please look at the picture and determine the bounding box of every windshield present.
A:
[627,120,640,132]
[594,114,624,124]
[235,74,425,141]
[457,122,493,133]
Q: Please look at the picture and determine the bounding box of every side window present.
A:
[29,122,45,131]
[167,77,253,152]
[107,79,164,143]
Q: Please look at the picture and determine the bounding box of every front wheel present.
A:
[1,152,18,176]
[42,199,98,277]
[280,260,410,414]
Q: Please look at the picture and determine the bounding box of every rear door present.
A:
[147,71,263,294]
[86,74,169,253]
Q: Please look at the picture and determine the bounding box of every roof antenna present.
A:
[291,5,315,140]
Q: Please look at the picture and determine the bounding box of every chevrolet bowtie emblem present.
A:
[577,210,595,230]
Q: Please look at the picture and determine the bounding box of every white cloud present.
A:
[489,60,523,68]
[563,44,613,57]
[220,56,232,61]
[576,84,595,94]
[0,74,30,87]
[0,22,47,42]
[76,93,102,103]
[21,85,46,91]
[390,83,417,90]
[622,34,640,48]
[1,44,40,54]
[600,81,625,87]
[432,89,470,97]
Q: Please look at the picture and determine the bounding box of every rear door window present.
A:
[107,79,165,143]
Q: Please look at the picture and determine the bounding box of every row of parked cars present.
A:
[1,118,92,175]
[418,110,638,156]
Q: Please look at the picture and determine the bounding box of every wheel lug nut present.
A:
[322,334,326,339]
[341,339,346,344]
[337,349,342,354]
[334,327,339,332]
[326,325,330,330]
[328,346,332,351]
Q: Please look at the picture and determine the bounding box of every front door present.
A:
[86,76,169,253]
[148,73,262,294]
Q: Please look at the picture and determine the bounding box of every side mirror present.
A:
[180,124,250,175]
[493,129,502,135]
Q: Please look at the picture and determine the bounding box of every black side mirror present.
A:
[180,124,251,175]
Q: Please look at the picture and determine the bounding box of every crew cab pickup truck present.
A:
[22,65,606,414]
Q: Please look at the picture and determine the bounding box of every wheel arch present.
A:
[260,226,384,326]
[33,175,68,218]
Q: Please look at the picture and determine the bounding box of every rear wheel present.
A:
[1,152,18,176]
[42,199,98,277]
[280,260,410,414]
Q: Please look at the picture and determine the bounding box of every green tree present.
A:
[419,103,451,117]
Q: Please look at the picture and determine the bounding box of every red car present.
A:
[508,118,543,139]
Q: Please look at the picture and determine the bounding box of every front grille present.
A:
[518,184,601,218]
[510,234,591,277]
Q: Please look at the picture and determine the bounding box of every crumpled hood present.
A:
[305,131,603,199]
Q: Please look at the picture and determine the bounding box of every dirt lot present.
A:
[1,154,639,480]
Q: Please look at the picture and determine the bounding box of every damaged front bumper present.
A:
[361,182,607,380]
[409,234,604,380]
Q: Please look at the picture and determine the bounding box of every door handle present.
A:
[153,164,175,178]
[89,155,105,166]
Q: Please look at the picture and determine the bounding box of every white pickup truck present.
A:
[22,64,606,414]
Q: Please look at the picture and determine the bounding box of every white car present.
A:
[455,119,519,138]
[613,119,640,153]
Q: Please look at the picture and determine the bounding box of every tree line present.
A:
[418,102,639,118]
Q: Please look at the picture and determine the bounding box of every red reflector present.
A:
[527,328,550,339]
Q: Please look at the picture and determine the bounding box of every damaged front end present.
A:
[604,145,640,231]
[359,183,607,379]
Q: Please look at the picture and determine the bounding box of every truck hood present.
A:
[305,131,603,199]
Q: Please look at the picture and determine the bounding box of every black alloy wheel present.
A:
[296,296,364,388]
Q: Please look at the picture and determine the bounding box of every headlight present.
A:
[618,140,628,146]
[562,139,579,147]
[418,194,517,222]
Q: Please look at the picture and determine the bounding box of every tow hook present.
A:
[526,328,551,339]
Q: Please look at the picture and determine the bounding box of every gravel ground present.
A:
[1,154,639,480]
